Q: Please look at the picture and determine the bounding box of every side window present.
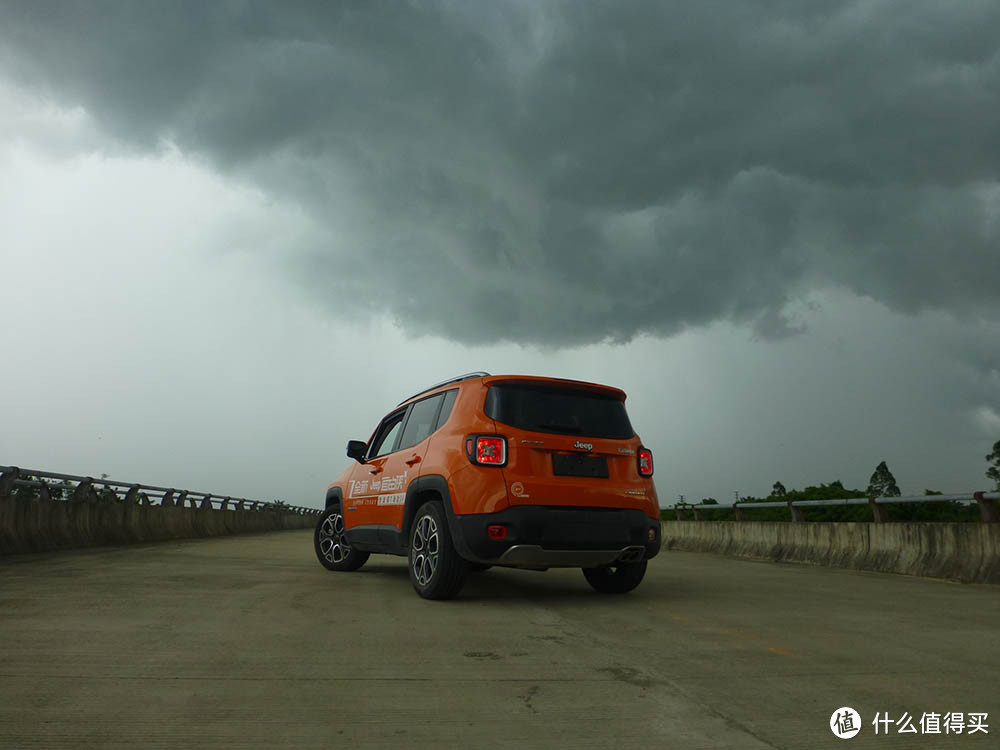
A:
[367,410,407,459]
[434,389,458,430]
[397,394,444,451]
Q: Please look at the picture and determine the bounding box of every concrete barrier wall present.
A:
[0,494,316,555]
[660,520,1000,584]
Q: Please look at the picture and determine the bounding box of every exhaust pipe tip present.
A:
[617,546,645,563]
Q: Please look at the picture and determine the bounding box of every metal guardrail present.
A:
[664,492,1000,523]
[0,465,322,516]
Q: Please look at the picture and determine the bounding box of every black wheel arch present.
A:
[401,475,477,559]
[325,487,343,510]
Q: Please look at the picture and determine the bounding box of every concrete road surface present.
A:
[1,530,997,749]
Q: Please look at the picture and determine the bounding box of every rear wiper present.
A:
[535,422,582,434]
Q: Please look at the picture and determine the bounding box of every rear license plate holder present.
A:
[552,453,609,478]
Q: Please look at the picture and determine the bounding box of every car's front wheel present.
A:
[582,561,647,594]
[314,507,369,572]
[408,501,468,599]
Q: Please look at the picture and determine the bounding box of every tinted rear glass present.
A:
[484,385,634,440]
[434,389,458,430]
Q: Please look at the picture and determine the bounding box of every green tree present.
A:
[757,481,870,521]
[97,474,119,502]
[924,489,943,496]
[770,481,786,497]
[867,461,900,497]
[700,497,718,505]
[11,473,38,501]
[9,475,71,501]
[986,440,1000,490]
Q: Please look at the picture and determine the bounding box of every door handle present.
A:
[369,465,383,475]
[405,455,422,466]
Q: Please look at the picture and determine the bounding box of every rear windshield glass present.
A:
[484,385,634,440]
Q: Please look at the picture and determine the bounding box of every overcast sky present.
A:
[2,1,998,508]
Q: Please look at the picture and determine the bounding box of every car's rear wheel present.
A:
[582,561,647,594]
[408,501,468,599]
[315,507,369,571]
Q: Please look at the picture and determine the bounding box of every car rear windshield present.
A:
[484,384,634,440]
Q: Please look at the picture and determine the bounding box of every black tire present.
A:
[408,501,468,600]
[314,507,370,572]
[582,561,647,594]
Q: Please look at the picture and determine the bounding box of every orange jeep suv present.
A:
[314,372,660,599]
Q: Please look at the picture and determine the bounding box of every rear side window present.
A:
[434,389,458,429]
[484,385,634,440]
[397,394,444,451]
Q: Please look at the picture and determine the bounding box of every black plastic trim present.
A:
[451,506,660,564]
[382,528,408,556]
[324,487,343,509]
[344,524,401,553]
[402,474,453,537]
[402,475,480,561]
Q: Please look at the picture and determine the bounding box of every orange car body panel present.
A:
[328,374,660,529]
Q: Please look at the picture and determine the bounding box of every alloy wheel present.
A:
[318,511,351,565]
[411,514,439,586]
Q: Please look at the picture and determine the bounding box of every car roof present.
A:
[398,372,627,407]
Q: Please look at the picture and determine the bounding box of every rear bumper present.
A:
[445,505,660,568]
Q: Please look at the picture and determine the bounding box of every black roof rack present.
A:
[398,372,491,405]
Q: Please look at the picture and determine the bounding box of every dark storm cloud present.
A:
[2,0,999,345]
